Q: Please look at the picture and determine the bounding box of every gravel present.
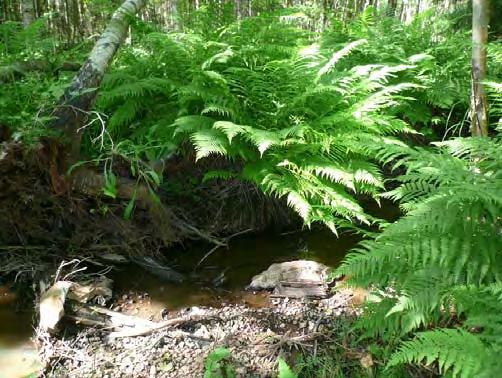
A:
[42,289,358,378]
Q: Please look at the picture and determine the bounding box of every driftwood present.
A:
[71,304,216,339]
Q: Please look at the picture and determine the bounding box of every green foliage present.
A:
[203,347,236,378]
[96,14,429,231]
[337,126,502,375]
[278,357,298,378]
[0,19,89,141]
[387,328,496,378]
[3,3,502,377]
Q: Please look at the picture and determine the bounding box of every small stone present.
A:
[149,365,156,377]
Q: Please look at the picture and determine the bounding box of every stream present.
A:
[111,228,360,317]
[0,229,357,346]
[0,201,400,377]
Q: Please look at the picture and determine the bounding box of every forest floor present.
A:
[40,289,360,377]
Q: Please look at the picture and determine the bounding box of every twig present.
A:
[195,244,223,270]
[54,259,82,282]
[194,228,252,270]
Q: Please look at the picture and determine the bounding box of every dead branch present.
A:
[70,303,218,339]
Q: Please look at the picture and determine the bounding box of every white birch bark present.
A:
[471,0,489,136]
[21,0,36,27]
[51,0,148,155]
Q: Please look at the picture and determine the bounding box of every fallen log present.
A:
[108,313,218,339]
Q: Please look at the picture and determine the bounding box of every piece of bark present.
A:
[278,280,326,288]
[67,277,113,304]
[39,281,73,332]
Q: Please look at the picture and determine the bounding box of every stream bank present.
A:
[0,198,399,377]
[41,289,361,377]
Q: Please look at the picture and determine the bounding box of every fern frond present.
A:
[387,329,486,378]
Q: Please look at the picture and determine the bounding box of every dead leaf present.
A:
[360,353,374,369]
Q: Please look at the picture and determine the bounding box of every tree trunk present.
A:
[49,0,148,159]
[21,0,36,27]
[471,0,489,136]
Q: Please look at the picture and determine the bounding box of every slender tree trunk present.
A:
[50,0,148,158]
[471,0,489,136]
[21,0,36,27]
[388,0,397,16]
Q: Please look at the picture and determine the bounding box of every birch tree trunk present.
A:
[470,0,489,136]
[50,0,148,158]
[21,0,36,27]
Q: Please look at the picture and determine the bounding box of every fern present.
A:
[387,329,488,377]
[166,22,421,231]
[337,126,502,375]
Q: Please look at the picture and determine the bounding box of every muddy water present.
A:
[112,228,361,316]
[0,286,33,347]
[112,199,400,313]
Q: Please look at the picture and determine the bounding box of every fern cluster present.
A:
[95,14,432,231]
[325,7,501,133]
[87,8,502,230]
[337,130,502,376]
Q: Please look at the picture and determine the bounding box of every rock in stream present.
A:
[247,260,331,290]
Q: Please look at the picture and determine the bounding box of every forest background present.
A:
[1,0,501,376]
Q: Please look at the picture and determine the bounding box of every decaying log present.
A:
[0,61,81,83]
[70,167,151,205]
